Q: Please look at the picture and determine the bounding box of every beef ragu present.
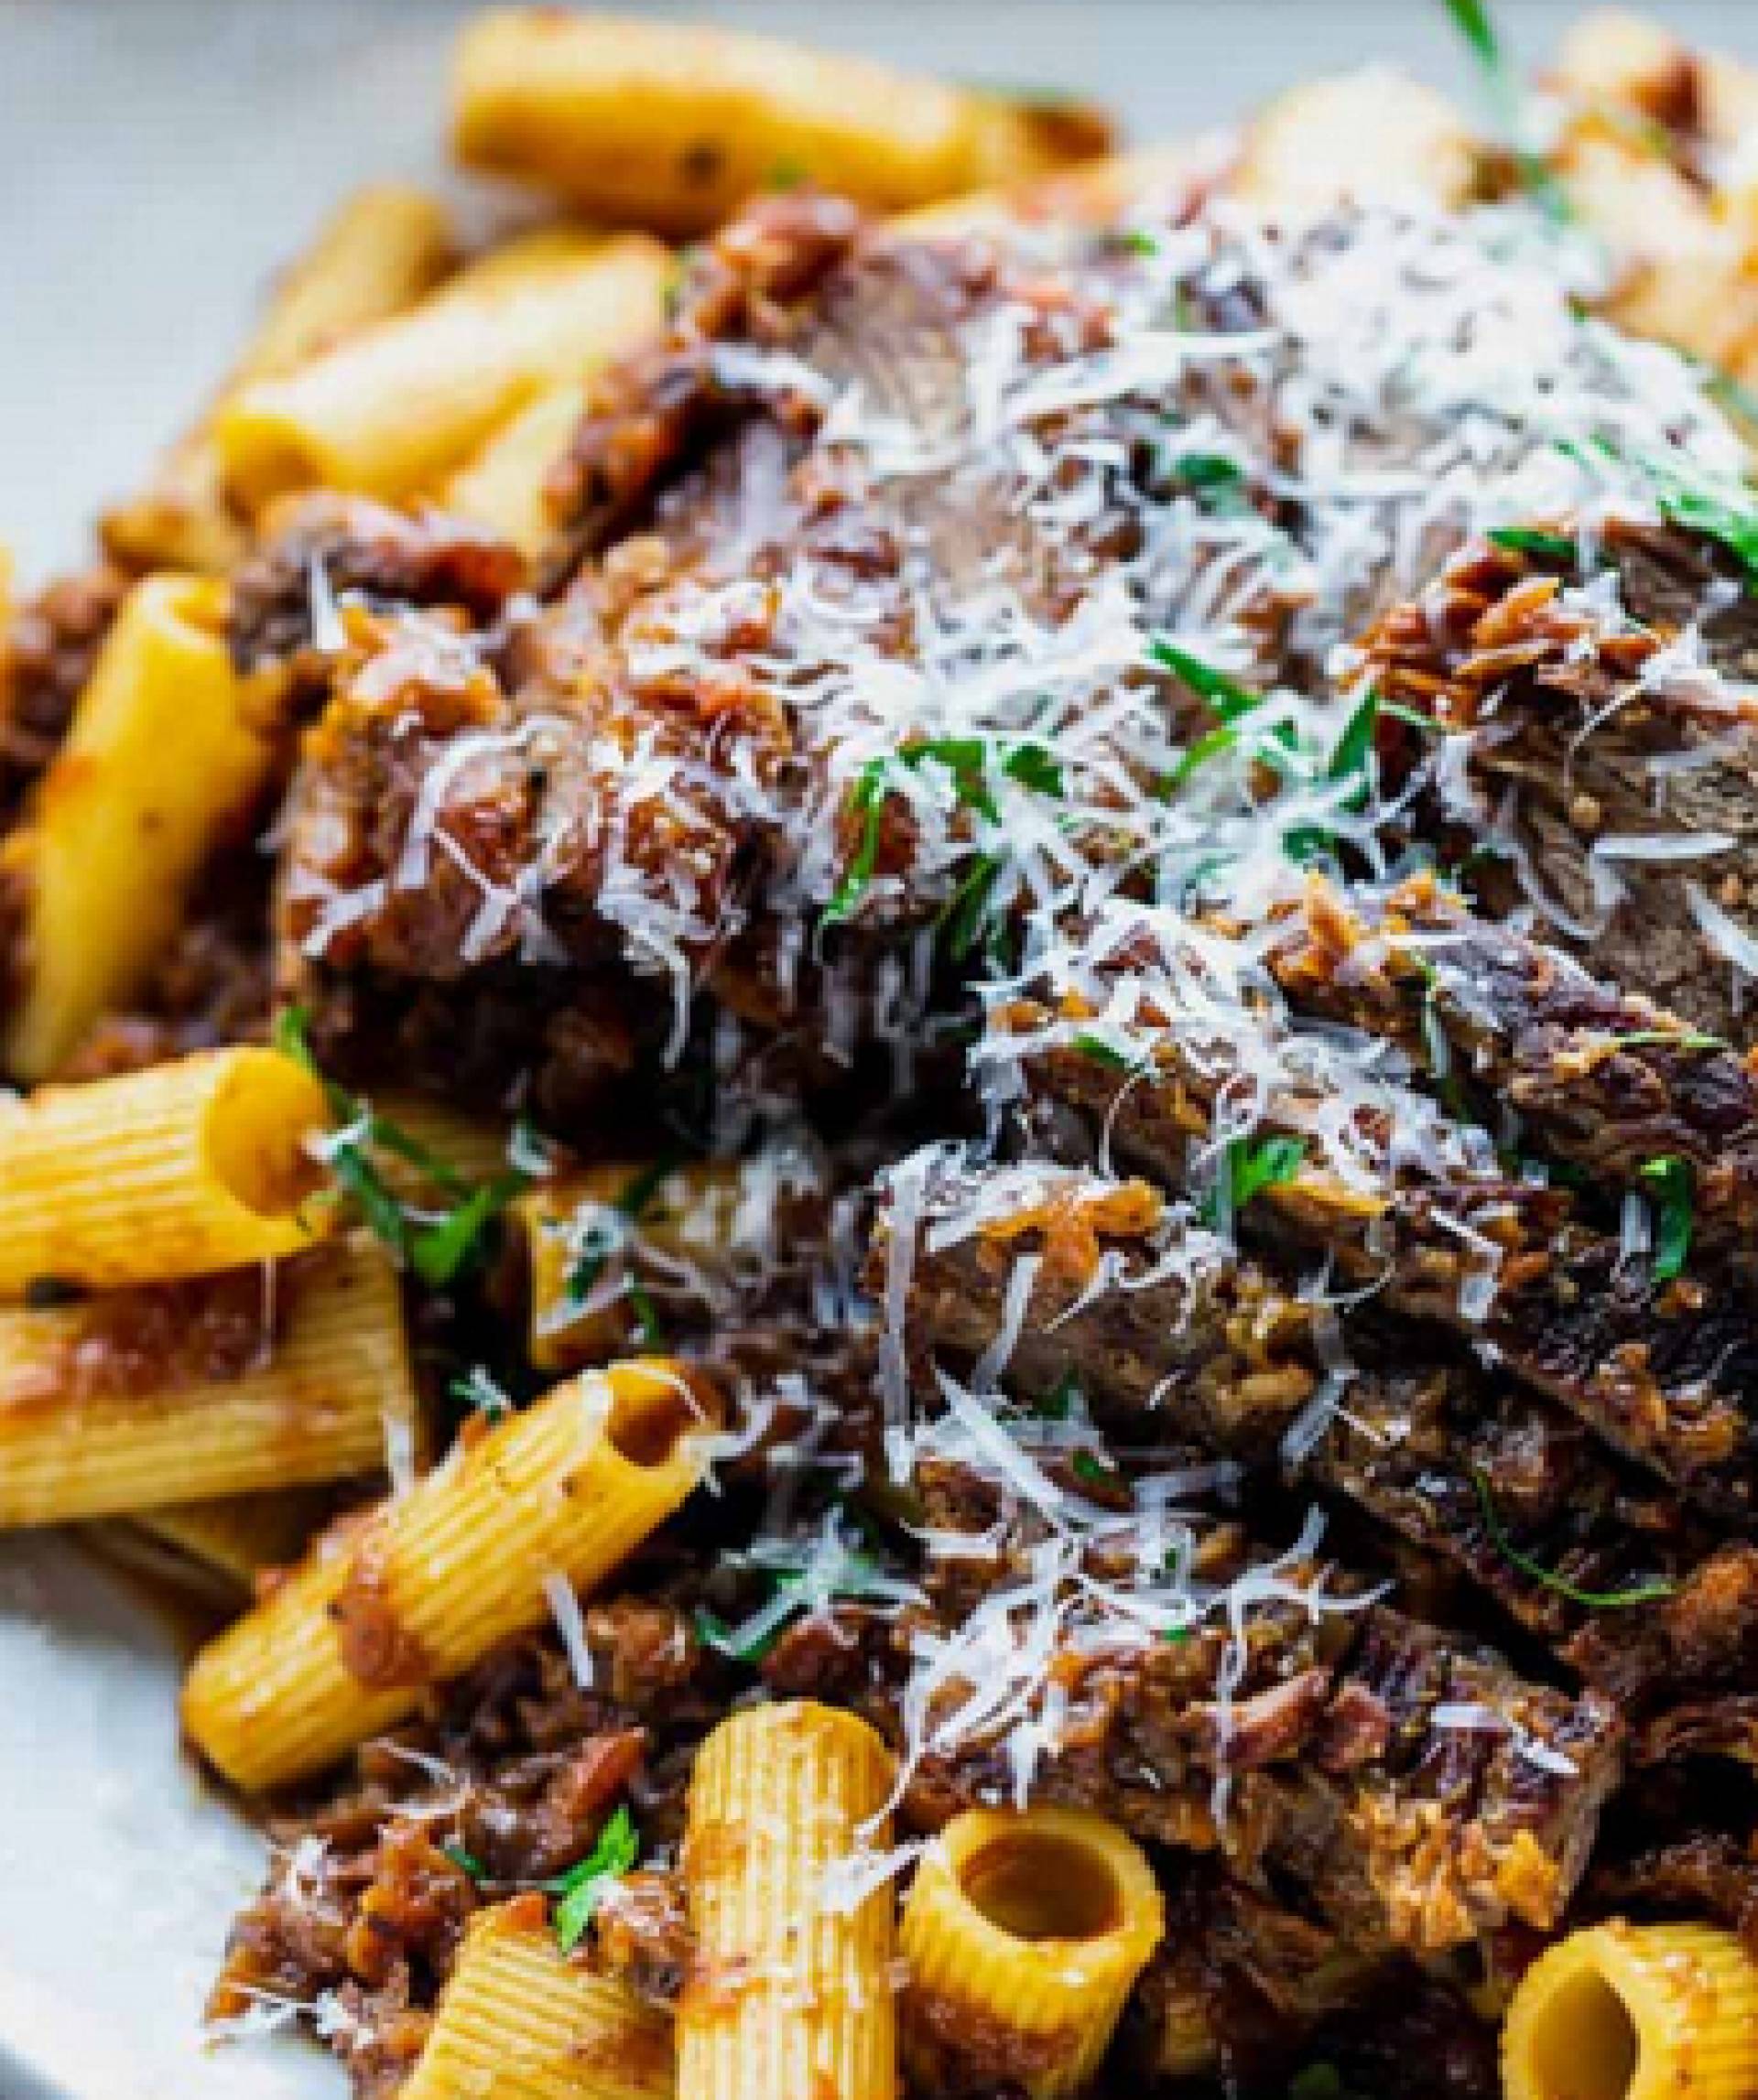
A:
[16,10,1758,2100]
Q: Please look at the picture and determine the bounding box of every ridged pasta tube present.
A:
[899,1803,1164,2098]
[216,229,670,509]
[679,1701,897,2100]
[451,9,1110,235]
[0,1243,412,1527]
[0,1048,331,1295]
[2,575,277,1083]
[181,1357,717,1791]
[401,1897,673,2100]
[1503,1921,1758,2100]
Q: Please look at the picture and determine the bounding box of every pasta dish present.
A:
[10,7,1758,2096]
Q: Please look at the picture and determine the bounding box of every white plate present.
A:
[2,5,1752,2095]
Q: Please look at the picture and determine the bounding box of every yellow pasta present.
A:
[1232,68,1480,217]
[401,1897,673,2100]
[0,1244,413,1528]
[1502,1920,1758,2100]
[2,574,277,1082]
[517,1160,764,1371]
[103,184,455,572]
[451,9,1109,235]
[216,230,671,511]
[899,1803,1164,2099]
[181,1356,717,1791]
[442,379,590,555]
[678,1700,896,2100]
[0,1047,330,1295]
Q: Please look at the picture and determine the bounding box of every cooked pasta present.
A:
[16,9,1758,2100]
[1503,1921,1758,2100]
[678,1701,896,2100]
[400,1897,674,2100]
[451,8,1110,233]
[2,573,277,1081]
[102,183,454,572]
[181,1357,718,1791]
[899,1804,1164,2100]
[215,229,671,509]
[0,1047,330,1294]
[0,1243,413,1526]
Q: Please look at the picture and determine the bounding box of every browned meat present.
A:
[1588,1834,1758,1954]
[0,558,131,822]
[592,1869,692,2008]
[1356,521,1758,1039]
[228,493,528,683]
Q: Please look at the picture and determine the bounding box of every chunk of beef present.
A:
[0,558,131,823]
[1356,519,1758,1038]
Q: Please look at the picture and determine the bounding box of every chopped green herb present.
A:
[1471,1469,1676,1608]
[1606,1029,1728,1054]
[1070,1032,1136,1071]
[1639,1154,1695,1283]
[1380,698,1443,733]
[1039,1370,1082,1421]
[1488,525,1578,561]
[939,850,1006,961]
[626,1279,667,1348]
[1162,1623,1193,1646]
[441,1843,486,1881]
[1438,0,1571,222]
[694,1549,889,1664]
[822,737,1063,925]
[1123,228,1160,257]
[1575,436,1758,587]
[1164,719,1243,792]
[1170,451,1244,492]
[450,1366,513,1423]
[549,1805,640,1953]
[1146,638,1264,721]
[274,1006,528,1289]
[1204,1132,1308,1227]
[1070,1447,1123,1491]
[565,1156,680,1305]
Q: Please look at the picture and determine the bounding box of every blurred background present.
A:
[1,0,1751,576]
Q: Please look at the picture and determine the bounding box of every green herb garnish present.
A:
[548,1805,640,1954]
[1203,1133,1308,1228]
[274,1006,528,1289]
[823,738,1064,925]
[1471,1469,1677,1608]
[1038,1371,1081,1421]
[1639,1154,1695,1283]
[450,1366,513,1423]
[1488,525,1579,561]
[1606,1029,1728,1053]
[1070,1447,1123,1491]
[1146,638,1265,720]
[564,1156,680,1306]
[1070,1032,1136,1071]
[441,1843,486,1881]
[1438,0,1571,222]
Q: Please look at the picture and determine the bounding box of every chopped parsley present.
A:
[441,1842,486,1881]
[1146,637,1265,721]
[1203,1133,1308,1228]
[564,1157,679,1306]
[450,1366,514,1423]
[694,1546,895,1665]
[1639,1154,1694,1283]
[1070,1032,1138,1071]
[1438,0,1571,222]
[823,737,1064,926]
[1038,1370,1081,1420]
[1570,435,1758,587]
[274,1006,530,1289]
[1605,1028,1728,1054]
[1471,1469,1676,1608]
[1488,525,1578,561]
[1070,1446,1124,1492]
[548,1805,640,1954]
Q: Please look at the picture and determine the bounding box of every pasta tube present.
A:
[216,230,670,510]
[899,1804,1164,2099]
[451,10,1111,235]
[401,1896,673,2100]
[1232,69,1479,217]
[1503,1920,1758,2100]
[2,574,277,1082]
[441,379,589,556]
[678,1701,896,2100]
[0,1047,330,1295]
[181,1357,717,1791]
[103,184,455,572]
[0,1245,413,1528]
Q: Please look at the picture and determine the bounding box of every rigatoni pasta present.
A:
[451,9,1111,233]
[102,183,455,572]
[0,1243,413,1527]
[898,1804,1164,2100]
[400,1897,674,2100]
[181,1357,717,1791]
[2,573,276,1081]
[678,1701,896,2100]
[1502,1921,1758,2100]
[215,229,671,509]
[0,1047,330,1294]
